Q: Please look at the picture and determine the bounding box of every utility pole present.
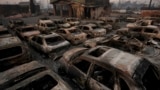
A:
[148,0,152,9]
[119,0,121,10]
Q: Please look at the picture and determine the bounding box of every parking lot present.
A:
[0,14,160,90]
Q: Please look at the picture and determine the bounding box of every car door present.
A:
[68,58,92,89]
[117,77,130,90]
[31,36,44,52]
[35,37,44,52]
[87,64,117,90]
[143,28,158,38]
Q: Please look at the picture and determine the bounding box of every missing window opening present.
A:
[0,46,22,60]
[89,48,106,57]
[17,75,58,90]
[74,60,91,74]
[142,65,160,90]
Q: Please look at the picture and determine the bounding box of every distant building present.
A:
[50,0,111,19]
[141,7,160,17]
[0,1,40,17]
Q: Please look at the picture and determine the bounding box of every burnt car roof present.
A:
[38,33,61,38]
[129,25,159,29]
[82,23,96,27]
[0,36,22,48]
[17,25,35,29]
[83,46,143,76]
[63,47,88,62]
[60,27,77,30]
[82,46,143,76]
[63,46,144,76]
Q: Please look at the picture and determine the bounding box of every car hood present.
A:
[0,37,21,48]
[47,27,56,30]
[126,23,137,28]
[93,28,106,32]
[22,31,40,37]
[72,33,86,37]
[85,37,106,43]
[70,21,79,24]
[63,47,88,62]
[60,23,70,28]
[47,41,70,52]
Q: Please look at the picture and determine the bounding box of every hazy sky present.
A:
[0,0,159,4]
[0,0,159,6]
[0,0,50,8]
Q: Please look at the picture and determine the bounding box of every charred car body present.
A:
[126,20,155,28]
[37,20,57,33]
[117,26,160,39]
[78,23,106,38]
[15,25,40,40]
[56,27,87,45]
[93,20,112,31]
[84,37,106,48]
[8,19,26,29]
[65,17,80,26]
[53,19,70,28]
[0,36,31,72]
[0,27,13,38]
[57,46,160,90]
[0,61,72,90]
[29,33,70,60]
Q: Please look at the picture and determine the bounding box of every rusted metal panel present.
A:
[56,27,87,45]
[58,46,159,89]
[0,36,31,72]
[0,61,72,90]
[15,25,40,40]
[29,33,70,60]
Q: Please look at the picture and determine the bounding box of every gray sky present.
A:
[0,0,159,6]
[0,0,51,9]
[0,0,158,4]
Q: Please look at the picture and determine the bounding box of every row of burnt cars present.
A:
[0,21,74,89]
[0,17,114,90]
[6,17,114,60]
[0,16,160,90]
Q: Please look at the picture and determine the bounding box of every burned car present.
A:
[126,17,137,23]
[38,17,50,23]
[0,27,13,38]
[117,26,160,39]
[8,19,26,29]
[57,46,160,90]
[37,20,57,33]
[126,20,155,28]
[99,35,144,54]
[56,27,87,45]
[97,16,120,30]
[93,20,112,31]
[0,36,31,72]
[93,34,160,76]
[0,61,72,90]
[83,37,106,48]
[29,33,70,60]
[53,19,70,28]
[15,25,40,40]
[65,17,80,26]
[78,23,106,38]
